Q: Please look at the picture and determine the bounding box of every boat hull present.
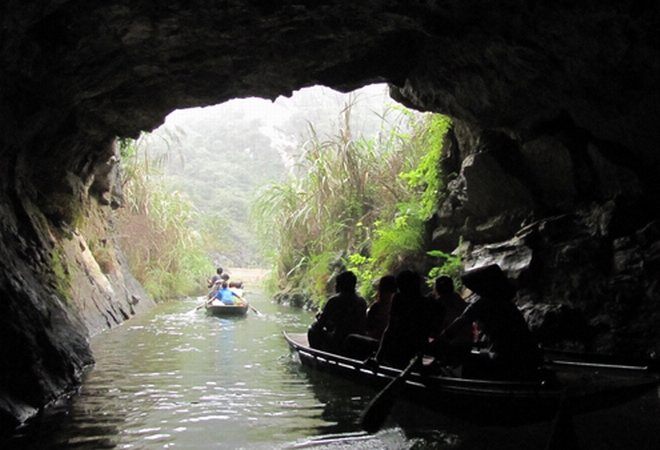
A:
[205,303,249,317]
[283,331,659,427]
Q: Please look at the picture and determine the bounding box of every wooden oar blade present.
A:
[360,377,403,432]
[360,354,421,433]
[248,304,261,315]
[184,301,207,315]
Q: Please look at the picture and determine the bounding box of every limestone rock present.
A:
[2,0,660,431]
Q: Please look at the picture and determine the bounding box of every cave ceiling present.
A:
[2,1,658,170]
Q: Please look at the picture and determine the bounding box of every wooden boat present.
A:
[283,331,659,427]
[205,302,250,317]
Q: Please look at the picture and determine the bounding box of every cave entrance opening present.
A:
[121,83,418,279]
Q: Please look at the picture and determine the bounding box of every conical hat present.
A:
[461,264,515,300]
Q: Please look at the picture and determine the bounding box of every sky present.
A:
[162,83,393,140]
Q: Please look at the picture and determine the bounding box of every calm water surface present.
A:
[7,290,416,450]
[5,289,660,449]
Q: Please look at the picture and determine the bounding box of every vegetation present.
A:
[50,246,73,303]
[427,247,463,291]
[252,105,453,305]
[112,86,458,304]
[115,138,214,300]
[139,101,289,267]
[141,85,398,268]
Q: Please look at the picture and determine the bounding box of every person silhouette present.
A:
[307,271,367,355]
[430,264,542,380]
[375,270,432,368]
[365,275,397,340]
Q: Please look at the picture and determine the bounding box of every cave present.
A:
[2,0,660,433]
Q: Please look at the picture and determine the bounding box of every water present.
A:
[4,288,660,449]
[4,290,416,450]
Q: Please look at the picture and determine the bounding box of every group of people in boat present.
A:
[307,264,543,380]
[205,267,246,306]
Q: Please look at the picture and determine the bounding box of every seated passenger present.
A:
[345,275,398,360]
[210,281,243,305]
[365,275,397,340]
[206,267,225,299]
[427,275,472,362]
[207,279,222,300]
[229,281,245,298]
[207,267,223,286]
[375,270,432,368]
[429,264,542,380]
[308,271,367,355]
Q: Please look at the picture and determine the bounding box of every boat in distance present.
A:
[205,302,250,317]
[283,331,659,427]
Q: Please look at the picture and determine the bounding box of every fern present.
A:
[427,243,463,290]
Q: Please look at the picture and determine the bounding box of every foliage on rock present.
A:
[253,105,453,306]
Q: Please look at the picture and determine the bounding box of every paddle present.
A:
[360,353,422,433]
[247,303,262,316]
[230,289,261,316]
[195,302,207,311]
[544,391,579,450]
[183,297,209,315]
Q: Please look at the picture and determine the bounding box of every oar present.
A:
[184,301,208,315]
[247,303,262,316]
[544,391,579,450]
[232,293,261,316]
[195,302,207,310]
[360,354,422,433]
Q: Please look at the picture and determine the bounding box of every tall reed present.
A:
[116,137,214,300]
[252,102,452,305]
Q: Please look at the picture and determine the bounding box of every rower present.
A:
[210,281,243,305]
[428,264,543,380]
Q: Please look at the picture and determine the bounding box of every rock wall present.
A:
[433,121,660,355]
[2,0,660,431]
[0,138,153,433]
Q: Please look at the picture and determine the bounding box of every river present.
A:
[4,286,660,449]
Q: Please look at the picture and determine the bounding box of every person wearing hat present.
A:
[429,264,542,380]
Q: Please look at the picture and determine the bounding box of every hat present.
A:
[461,264,515,300]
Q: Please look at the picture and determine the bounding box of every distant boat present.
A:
[205,302,250,317]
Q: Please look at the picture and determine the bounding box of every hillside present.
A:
[141,84,415,266]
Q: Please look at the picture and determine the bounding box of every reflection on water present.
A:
[3,289,660,449]
[2,291,421,450]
